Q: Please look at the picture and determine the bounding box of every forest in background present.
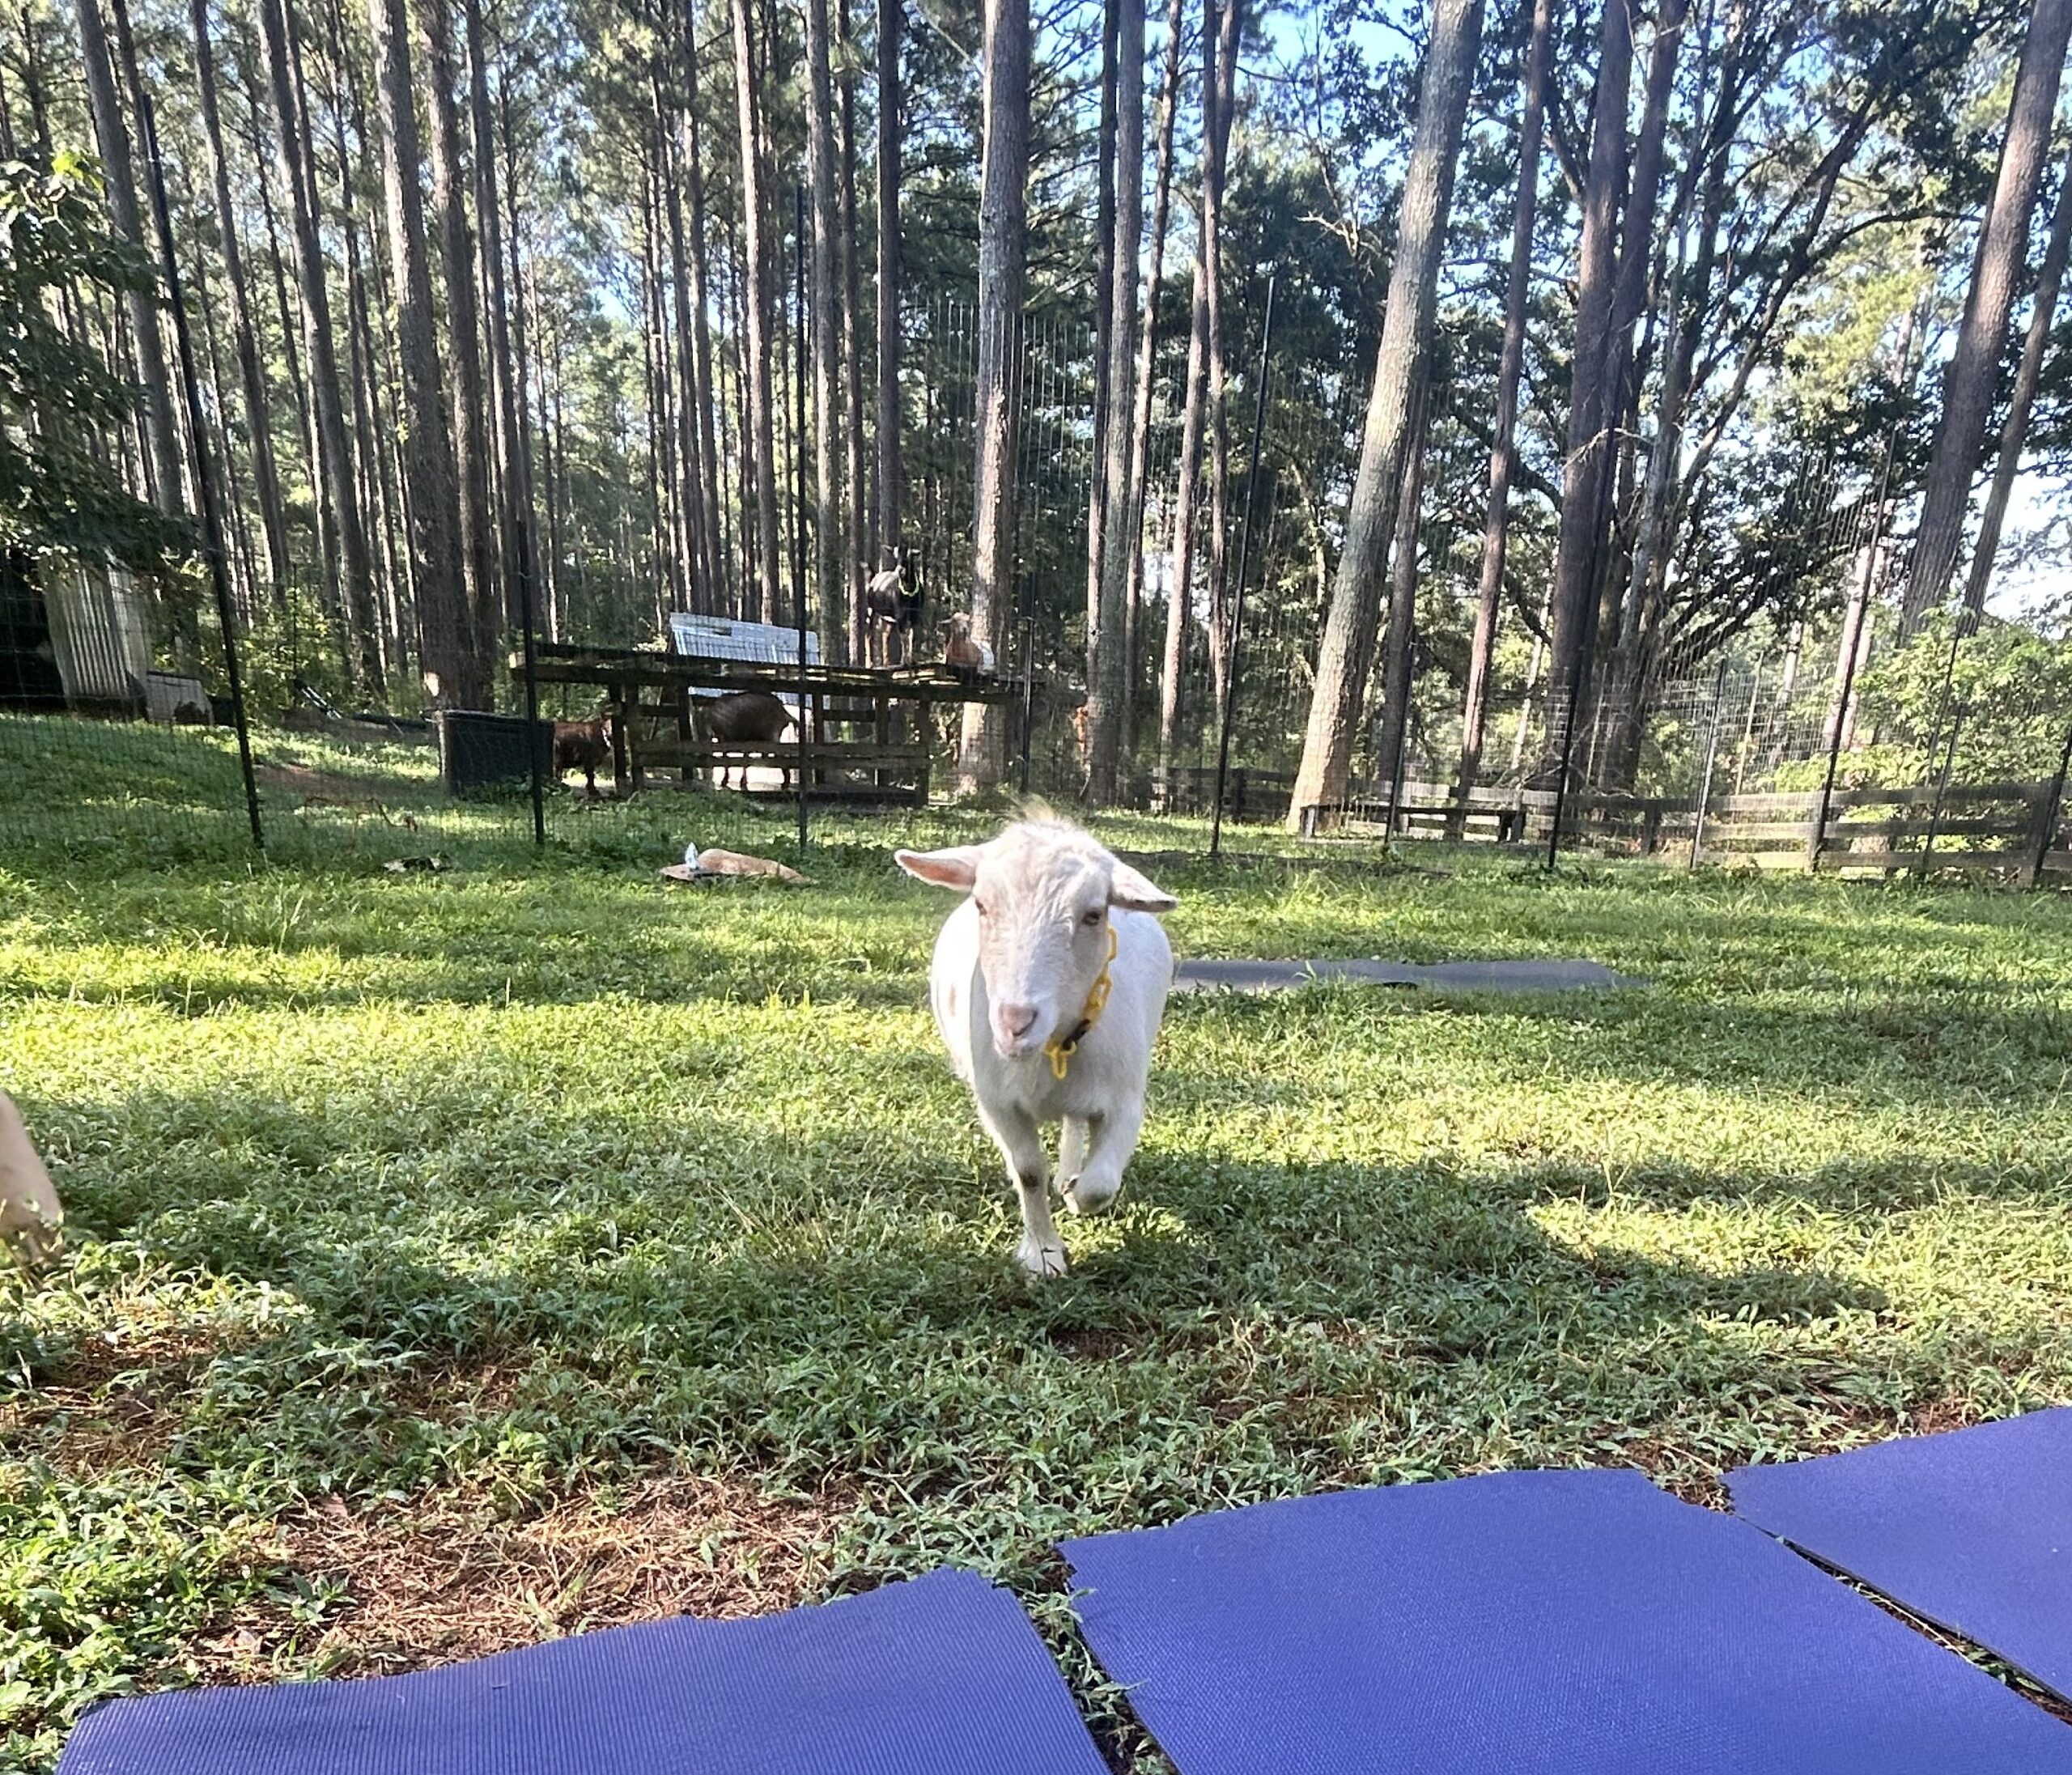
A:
[6,0,2072,817]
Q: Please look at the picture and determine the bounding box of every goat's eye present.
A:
[1082,910,1103,927]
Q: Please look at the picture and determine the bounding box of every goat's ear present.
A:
[895,846,982,891]
[1109,861,1178,914]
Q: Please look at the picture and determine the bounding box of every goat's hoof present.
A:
[1014,1234,1068,1280]
[1062,1174,1121,1216]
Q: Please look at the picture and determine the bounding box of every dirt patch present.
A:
[1620,1442,1730,1510]
[197,1474,848,1682]
[253,760,395,804]
[0,1324,228,1477]
[1904,1393,1981,1437]
[1046,1326,1136,1361]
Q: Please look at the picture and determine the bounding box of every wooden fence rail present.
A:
[1298,779,2072,882]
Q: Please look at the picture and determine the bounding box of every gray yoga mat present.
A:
[1172,957,1646,995]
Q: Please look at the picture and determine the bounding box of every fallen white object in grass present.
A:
[660,843,807,885]
[0,1092,62,1268]
[898,818,1176,1279]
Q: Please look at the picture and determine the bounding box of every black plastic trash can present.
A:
[435,709,554,796]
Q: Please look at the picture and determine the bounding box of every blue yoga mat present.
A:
[59,1566,1109,1775]
[1061,1468,2071,1774]
[1728,1406,2072,1700]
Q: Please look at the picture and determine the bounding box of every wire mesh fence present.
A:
[7,290,2072,885]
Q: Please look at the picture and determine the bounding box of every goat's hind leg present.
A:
[979,1101,1067,1278]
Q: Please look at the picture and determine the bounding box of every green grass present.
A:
[5,734,2072,1768]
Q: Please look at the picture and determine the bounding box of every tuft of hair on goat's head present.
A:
[896,818,1176,1061]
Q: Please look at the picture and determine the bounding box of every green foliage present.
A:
[1845,614,2072,786]
[0,155,187,577]
[6,762,2072,1765]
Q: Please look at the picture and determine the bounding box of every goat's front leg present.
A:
[979,1101,1066,1278]
[1062,1096,1144,1217]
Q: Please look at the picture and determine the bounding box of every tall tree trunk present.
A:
[14,0,54,164]
[421,0,499,664]
[0,32,15,155]
[804,0,843,654]
[1538,0,1632,771]
[1122,0,1185,753]
[656,66,706,614]
[732,0,781,622]
[728,203,754,616]
[642,157,682,615]
[1084,0,1144,804]
[677,0,723,605]
[183,197,258,618]
[467,0,536,635]
[75,0,183,517]
[1573,0,1690,788]
[1457,0,1552,795]
[875,0,903,574]
[1084,0,1119,692]
[1904,0,2072,632]
[315,0,405,678]
[1963,142,2072,619]
[257,0,384,690]
[1585,0,1685,672]
[1374,382,1429,805]
[1158,260,1208,781]
[838,0,868,641]
[1199,0,1238,713]
[534,263,566,635]
[281,0,354,644]
[189,0,291,601]
[354,48,419,658]
[957,0,1032,791]
[367,0,475,704]
[1286,0,1485,827]
[247,91,318,541]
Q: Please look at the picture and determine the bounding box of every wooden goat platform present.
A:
[512,642,1019,802]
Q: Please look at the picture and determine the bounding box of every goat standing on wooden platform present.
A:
[865,550,923,665]
[943,611,996,678]
[898,818,1177,1279]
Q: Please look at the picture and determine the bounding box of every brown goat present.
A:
[943,613,996,677]
[553,718,612,796]
[694,690,794,790]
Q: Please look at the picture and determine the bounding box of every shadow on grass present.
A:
[9,1069,1957,1508]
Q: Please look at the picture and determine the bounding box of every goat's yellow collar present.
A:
[1044,922,1118,1080]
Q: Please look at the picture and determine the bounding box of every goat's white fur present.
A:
[898,820,1176,1278]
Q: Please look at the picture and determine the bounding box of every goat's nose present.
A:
[996,1001,1038,1041]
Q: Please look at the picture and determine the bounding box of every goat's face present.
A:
[898,821,1176,1059]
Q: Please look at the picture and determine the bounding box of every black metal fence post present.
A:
[1210,272,1276,863]
[1385,633,1417,852]
[1916,702,1964,882]
[793,185,810,853]
[139,91,263,854]
[2029,707,2072,889]
[515,452,545,846]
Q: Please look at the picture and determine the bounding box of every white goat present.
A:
[897,819,1177,1278]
